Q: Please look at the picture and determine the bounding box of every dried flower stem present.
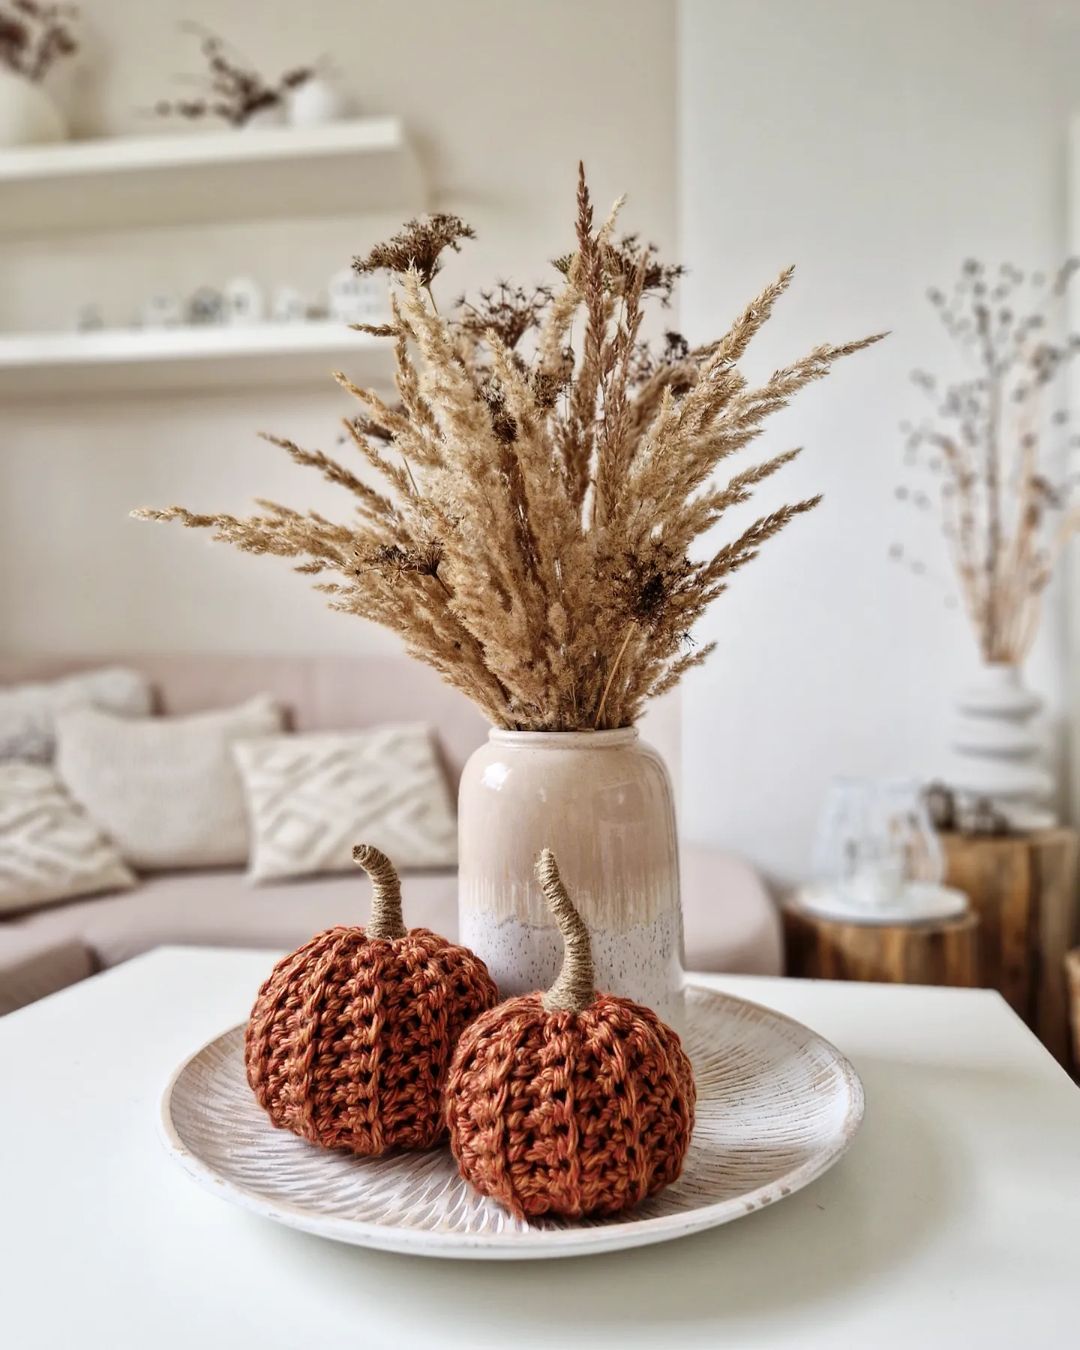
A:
[594,622,637,729]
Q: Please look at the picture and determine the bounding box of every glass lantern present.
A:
[812,778,944,913]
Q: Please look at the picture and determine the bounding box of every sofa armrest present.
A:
[0,932,96,1016]
[680,844,783,977]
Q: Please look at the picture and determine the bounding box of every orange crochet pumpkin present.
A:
[245,843,498,1156]
[445,849,696,1219]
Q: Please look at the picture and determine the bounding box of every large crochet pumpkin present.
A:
[245,843,498,1155]
[445,849,696,1219]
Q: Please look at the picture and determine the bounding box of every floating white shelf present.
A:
[0,323,391,398]
[0,117,425,235]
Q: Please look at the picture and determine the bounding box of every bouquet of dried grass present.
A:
[895,259,1080,663]
[135,168,882,730]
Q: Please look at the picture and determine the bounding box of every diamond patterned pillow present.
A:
[233,725,457,883]
[0,763,134,914]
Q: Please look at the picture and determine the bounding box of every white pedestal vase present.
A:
[0,71,66,147]
[457,728,685,1029]
[950,663,1056,830]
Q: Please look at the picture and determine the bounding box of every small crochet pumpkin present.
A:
[245,843,498,1156]
[445,849,696,1219]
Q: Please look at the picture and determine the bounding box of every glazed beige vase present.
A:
[457,728,685,1028]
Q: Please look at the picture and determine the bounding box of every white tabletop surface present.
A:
[1,947,1078,1350]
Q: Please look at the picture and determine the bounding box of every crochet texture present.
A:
[446,991,696,1219]
[245,925,498,1155]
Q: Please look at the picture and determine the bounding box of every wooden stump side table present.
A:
[1067,949,1080,1074]
[941,828,1079,1064]
[782,902,979,988]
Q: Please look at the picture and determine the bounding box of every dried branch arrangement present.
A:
[135,168,882,730]
[152,22,311,128]
[0,0,77,82]
[894,259,1080,663]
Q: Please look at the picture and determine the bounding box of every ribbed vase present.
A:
[950,661,1056,830]
[457,728,685,1029]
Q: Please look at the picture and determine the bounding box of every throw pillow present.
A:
[0,762,134,913]
[233,724,457,883]
[0,667,153,763]
[55,696,283,871]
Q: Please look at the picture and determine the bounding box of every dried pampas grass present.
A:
[895,258,1080,663]
[134,166,883,730]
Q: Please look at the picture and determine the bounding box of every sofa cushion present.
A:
[4,844,781,984]
[0,763,135,914]
[234,725,457,882]
[55,696,283,871]
[0,666,152,764]
[11,867,462,971]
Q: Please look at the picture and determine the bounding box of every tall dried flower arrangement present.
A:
[894,259,1080,663]
[0,1,77,82]
[135,168,882,731]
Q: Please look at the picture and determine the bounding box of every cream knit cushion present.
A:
[55,696,283,871]
[0,762,134,913]
[0,667,153,763]
[233,725,457,883]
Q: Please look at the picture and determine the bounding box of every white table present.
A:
[2,948,1078,1349]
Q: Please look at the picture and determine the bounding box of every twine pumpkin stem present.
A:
[537,849,596,1014]
[353,844,407,940]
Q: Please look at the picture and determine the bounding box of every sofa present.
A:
[0,652,783,1013]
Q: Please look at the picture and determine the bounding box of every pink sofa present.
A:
[0,653,782,1012]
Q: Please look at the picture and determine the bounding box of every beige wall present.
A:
[678,0,1080,879]
[0,0,677,654]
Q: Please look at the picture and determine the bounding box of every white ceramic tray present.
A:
[159,984,864,1260]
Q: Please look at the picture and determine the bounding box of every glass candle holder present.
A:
[812,778,943,913]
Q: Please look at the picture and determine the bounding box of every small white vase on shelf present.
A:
[949,662,1056,831]
[0,70,66,147]
[286,75,347,128]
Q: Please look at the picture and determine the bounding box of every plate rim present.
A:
[158,983,865,1261]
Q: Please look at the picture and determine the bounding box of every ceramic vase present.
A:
[0,71,65,147]
[457,728,685,1028]
[950,661,1055,830]
[287,76,347,127]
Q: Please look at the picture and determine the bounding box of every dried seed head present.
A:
[353,214,476,288]
[454,282,554,350]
